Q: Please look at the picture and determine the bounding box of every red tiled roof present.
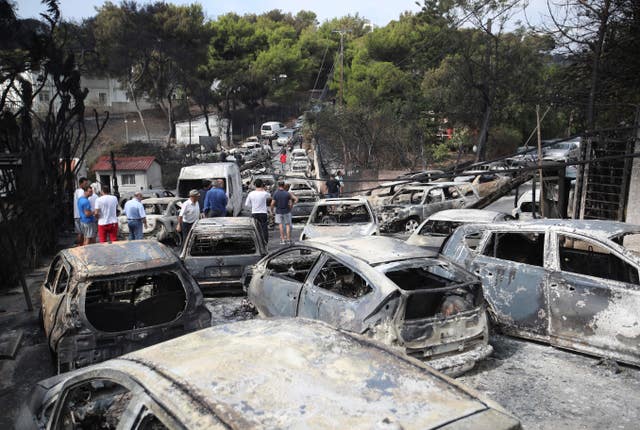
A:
[93,156,156,172]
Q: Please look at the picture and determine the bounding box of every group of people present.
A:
[245,179,298,245]
[73,177,148,246]
[176,178,228,241]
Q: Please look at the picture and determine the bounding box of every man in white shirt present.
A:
[95,184,120,243]
[73,177,89,246]
[245,178,270,244]
[124,192,147,240]
[177,189,201,242]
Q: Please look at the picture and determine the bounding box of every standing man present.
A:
[335,171,345,195]
[124,192,147,240]
[95,184,119,243]
[245,179,270,244]
[325,173,341,198]
[204,180,228,217]
[73,177,89,246]
[198,180,211,209]
[177,190,200,242]
[77,185,97,246]
[271,180,298,245]
[279,147,287,171]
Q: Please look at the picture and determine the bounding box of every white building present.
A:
[92,156,162,194]
[175,114,231,147]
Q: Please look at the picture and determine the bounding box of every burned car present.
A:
[17,319,520,430]
[377,182,479,233]
[248,236,492,375]
[40,241,210,373]
[287,178,319,222]
[406,209,513,251]
[180,218,267,295]
[299,197,379,240]
[117,197,186,245]
[442,219,640,367]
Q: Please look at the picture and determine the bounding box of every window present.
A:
[84,272,186,332]
[38,91,50,102]
[311,204,371,225]
[99,92,107,104]
[558,235,639,284]
[313,258,372,299]
[266,249,320,282]
[122,174,136,185]
[55,265,70,295]
[190,231,257,256]
[426,188,443,203]
[136,411,170,430]
[483,232,545,267]
[56,379,131,429]
[419,220,462,237]
[46,256,63,291]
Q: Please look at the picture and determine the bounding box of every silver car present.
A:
[300,197,379,240]
[377,182,479,233]
[17,319,520,429]
[117,197,186,245]
[180,217,267,295]
[442,219,640,367]
[248,236,493,375]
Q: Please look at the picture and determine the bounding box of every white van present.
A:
[260,121,285,138]
[176,163,242,216]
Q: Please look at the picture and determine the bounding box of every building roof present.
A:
[93,156,156,172]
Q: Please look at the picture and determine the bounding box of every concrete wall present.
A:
[175,115,231,146]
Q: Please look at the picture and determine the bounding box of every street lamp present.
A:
[124,118,137,144]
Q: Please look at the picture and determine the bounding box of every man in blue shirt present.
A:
[77,186,97,246]
[124,192,148,240]
[204,180,228,217]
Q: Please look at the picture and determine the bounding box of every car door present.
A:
[548,232,640,363]
[471,230,551,339]
[253,248,321,317]
[41,256,71,344]
[422,187,446,219]
[298,256,374,333]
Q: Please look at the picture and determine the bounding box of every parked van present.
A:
[176,163,242,216]
[260,121,285,138]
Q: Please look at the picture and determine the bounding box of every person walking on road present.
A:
[279,147,287,171]
[245,178,270,244]
[95,184,119,243]
[271,180,298,245]
[124,192,147,240]
[325,173,341,198]
[77,185,97,246]
[204,180,228,217]
[177,189,201,242]
[73,177,89,245]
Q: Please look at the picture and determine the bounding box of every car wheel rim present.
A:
[405,219,419,232]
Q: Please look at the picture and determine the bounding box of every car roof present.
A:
[179,163,238,179]
[466,219,640,239]
[317,197,368,204]
[306,236,436,265]
[62,240,178,278]
[427,209,506,223]
[116,318,491,428]
[194,217,257,228]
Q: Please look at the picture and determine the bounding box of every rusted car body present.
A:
[300,197,379,240]
[180,218,267,295]
[17,319,520,429]
[406,209,512,251]
[248,237,492,375]
[442,219,640,367]
[40,241,210,373]
[117,197,186,245]
[377,182,480,233]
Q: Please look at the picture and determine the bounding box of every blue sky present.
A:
[16,0,548,27]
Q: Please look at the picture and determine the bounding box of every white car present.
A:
[118,197,186,245]
[300,197,379,240]
[291,148,307,161]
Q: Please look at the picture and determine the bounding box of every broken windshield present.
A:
[310,204,372,225]
[611,232,640,257]
[190,231,258,256]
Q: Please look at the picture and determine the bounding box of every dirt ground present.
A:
[1,236,640,429]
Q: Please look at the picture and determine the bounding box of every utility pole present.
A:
[332,29,350,108]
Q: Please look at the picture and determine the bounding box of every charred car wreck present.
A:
[248,236,492,375]
[443,219,640,367]
[180,218,267,295]
[41,241,211,373]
